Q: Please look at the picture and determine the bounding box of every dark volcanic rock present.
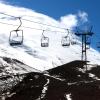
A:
[6,72,47,100]
[69,81,100,100]
[48,60,91,82]
[5,72,68,100]
[5,60,100,100]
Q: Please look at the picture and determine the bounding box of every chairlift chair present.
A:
[9,17,23,46]
[86,44,90,49]
[9,30,23,46]
[41,36,49,47]
[41,30,49,47]
[61,36,70,47]
[86,36,91,49]
[70,32,77,45]
[71,37,77,45]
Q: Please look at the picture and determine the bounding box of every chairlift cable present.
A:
[0,12,68,31]
[0,21,69,33]
[0,12,19,19]
[42,30,45,36]
[22,18,67,30]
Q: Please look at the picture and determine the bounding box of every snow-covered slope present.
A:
[0,2,100,71]
[0,57,41,76]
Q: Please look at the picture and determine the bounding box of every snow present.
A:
[65,93,72,100]
[40,78,50,99]
[0,2,100,72]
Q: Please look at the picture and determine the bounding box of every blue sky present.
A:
[2,0,100,48]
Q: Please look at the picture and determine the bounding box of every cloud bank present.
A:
[59,11,88,29]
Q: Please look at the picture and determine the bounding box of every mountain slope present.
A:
[0,2,100,72]
[4,60,100,100]
[0,2,100,100]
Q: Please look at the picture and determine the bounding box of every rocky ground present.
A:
[0,60,100,100]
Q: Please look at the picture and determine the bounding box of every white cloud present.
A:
[78,11,88,23]
[59,11,88,29]
[59,14,78,29]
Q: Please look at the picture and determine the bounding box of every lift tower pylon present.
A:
[75,26,94,71]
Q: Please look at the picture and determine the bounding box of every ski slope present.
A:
[0,1,100,71]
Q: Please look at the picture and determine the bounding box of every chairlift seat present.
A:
[9,36,23,46]
[86,36,91,45]
[86,40,91,45]
[41,37,49,47]
[62,43,70,46]
[86,40,91,49]
[61,37,70,47]
[86,41,91,49]
[71,41,77,45]
[10,41,23,46]
[86,36,91,49]
[9,30,23,46]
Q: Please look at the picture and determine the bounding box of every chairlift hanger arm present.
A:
[16,17,22,30]
[66,29,70,37]
[42,30,47,38]
[64,29,70,38]
[41,30,44,38]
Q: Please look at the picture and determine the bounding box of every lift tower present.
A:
[75,26,94,70]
